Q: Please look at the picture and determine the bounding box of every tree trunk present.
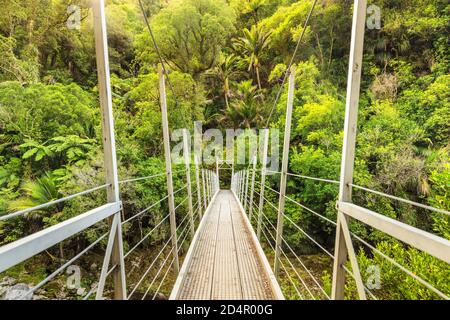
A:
[255,66,262,90]
[224,91,229,109]
[59,242,64,260]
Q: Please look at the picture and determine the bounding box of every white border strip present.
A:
[0,202,120,273]
[339,201,450,264]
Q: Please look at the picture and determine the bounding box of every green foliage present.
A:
[0,82,96,142]
[48,136,95,166]
[20,140,53,162]
[221,80,264,128]
[428,162,450,239]
[233,24,271,89]
[136,0,236,76]
[357,241,450,299]
[0,0,449,300]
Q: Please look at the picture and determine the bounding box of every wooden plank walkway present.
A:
[170,190,283,300]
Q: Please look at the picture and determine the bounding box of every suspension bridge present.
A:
[0,0,449,300]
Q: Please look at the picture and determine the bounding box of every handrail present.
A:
[259,199,378,300]
[0,202,120,273]
[20,231,108,299]
[269,190,448,299]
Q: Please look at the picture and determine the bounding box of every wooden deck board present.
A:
[175,190,275,300]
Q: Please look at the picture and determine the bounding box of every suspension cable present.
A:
[283,213,333,258]
[0,183,110,221]
[119,169,186,184]
[137,0,179,106]
[141,246,175,300]
[20,231,108,299]
[261,221,315,299]
[350,184,450,216]
[265,0,319,126]
[259,224,304,300]
[151,257,176,300]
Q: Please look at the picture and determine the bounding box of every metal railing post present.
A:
[257,129,269,241]
[158,66,180,275]
[194,156,202,220]
[332,0,367,300]
[238,171,242,201]
[241,171,245,203]
[244,168,250,213]
[248,155,257,221]
[211,171,214,197]
[240,171,244,202]
[216,156,220,189]
[215,172,219,193]
[182,129,195,238]
[207,170,211,202]
[232,173,236,192]
[231,162,234,190]
[274,66,295,278]
[235,171,238,196]
[93,0,126,300]
[202,169,207,209]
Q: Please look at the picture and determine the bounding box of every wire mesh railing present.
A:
[0,158,219,300]
[232,167,450,300]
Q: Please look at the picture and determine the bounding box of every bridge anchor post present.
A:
[183,129,195,238]
[248,155,257,221]
[92,0,126,300]
[257,129,269,240]
[194,156,203,221]
[159,66,180,275]
[331,0,367,300]
[274,66,295,278]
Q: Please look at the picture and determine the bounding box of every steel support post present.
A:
[257,129,269,241]
[331,0,367,300]
[194,156,202,220]
[158,66,180,275]
[93,0,126,300]
[183,129,195,238]
[274,67,295,278]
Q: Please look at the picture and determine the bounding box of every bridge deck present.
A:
[170,190,283,300]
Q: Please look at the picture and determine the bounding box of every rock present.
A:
[0,277,16,287]
[153,292,167,300]
[0,277,18,297]
[3,283,33,300]
[76,287,86,296]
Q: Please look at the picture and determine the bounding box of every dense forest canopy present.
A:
[0,0,449,299]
